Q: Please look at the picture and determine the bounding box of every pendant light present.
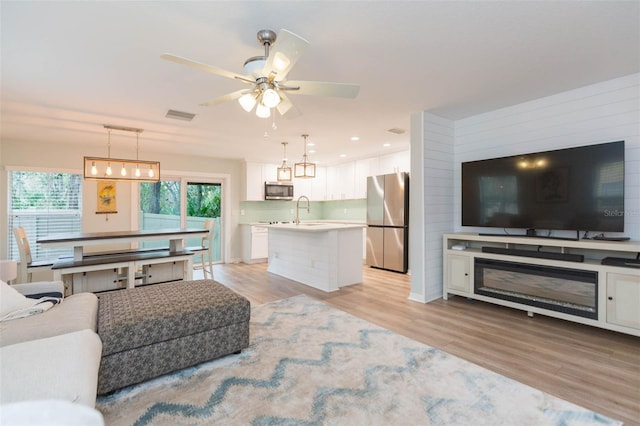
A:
[294,134,316,178]
[84,125,160,181]
[277,142,292,181]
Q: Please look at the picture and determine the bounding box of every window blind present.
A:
[8,171,83,261]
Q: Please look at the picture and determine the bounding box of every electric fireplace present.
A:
[474,259,598,319]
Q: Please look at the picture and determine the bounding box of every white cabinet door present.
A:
[338,163,355,199]
[243,162,281,201]
[294,176,311,200]
[446,254,472,294]
[263,163,278,183]
[244,162,264,201]
[311,166,326,201]
[378,150,410,175]
[326,163,355,200]
[355,159,375,199]
[251,228,269,259]
[607,272,640,330]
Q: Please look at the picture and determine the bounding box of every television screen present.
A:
[462,141,625,233]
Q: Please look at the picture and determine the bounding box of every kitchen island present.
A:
[266,222,366,292]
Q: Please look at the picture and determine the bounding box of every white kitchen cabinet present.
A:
[241,225,268,263]
[242,162,279,201]
[294,166,326,201]
[326,163,355,200]
[378,151,410,175]
[354,158,376,199]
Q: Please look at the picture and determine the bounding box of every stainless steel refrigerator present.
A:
[366,172,409,273]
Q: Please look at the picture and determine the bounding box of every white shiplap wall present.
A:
[419,113,455,302]
[453,73,640,240]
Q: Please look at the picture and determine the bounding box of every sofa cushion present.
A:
[0,329,102,407]
[0,292,98,347]
[0,281,37,320]
[0,400,104,426]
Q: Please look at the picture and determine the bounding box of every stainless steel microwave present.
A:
[264,182,294,200]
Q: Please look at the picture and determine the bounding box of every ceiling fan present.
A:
[161,29,360,118]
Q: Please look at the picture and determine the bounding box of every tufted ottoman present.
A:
[96,279,250,394]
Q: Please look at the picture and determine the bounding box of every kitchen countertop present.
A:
[265,222,366,232]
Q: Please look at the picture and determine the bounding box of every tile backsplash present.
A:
[240,199,366,223]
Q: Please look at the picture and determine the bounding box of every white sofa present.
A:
[0,280,102,408]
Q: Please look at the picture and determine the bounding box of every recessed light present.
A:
[309,149,316,154]
[383,143,391,147]
[339,154,347,158]
[350,136,359,141]
[307,142,315,146]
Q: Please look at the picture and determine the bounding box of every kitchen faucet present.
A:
[295,195,310,225]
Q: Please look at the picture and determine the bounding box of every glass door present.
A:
[139,179,181,249]
[185,182,222,262]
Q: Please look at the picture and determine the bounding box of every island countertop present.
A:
[264,222,366,232]
[266,222,365,292]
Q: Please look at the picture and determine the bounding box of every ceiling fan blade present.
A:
[276,93,302,118]
[285,80,360,98]
[161,53,249,82]
[263,29,310,80]
[199,89,250,107]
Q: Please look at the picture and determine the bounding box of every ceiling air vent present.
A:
[165,109,196,122]
[387,127,406,135]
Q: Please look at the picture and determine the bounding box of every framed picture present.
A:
[97,181,117,214]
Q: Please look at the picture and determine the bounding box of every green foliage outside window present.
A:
[140,181,221,218]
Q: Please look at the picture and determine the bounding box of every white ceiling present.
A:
[1,1,638,166]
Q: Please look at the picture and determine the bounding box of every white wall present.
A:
[454,73,640,240]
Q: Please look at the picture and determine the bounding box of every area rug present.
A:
[96,295,621,425]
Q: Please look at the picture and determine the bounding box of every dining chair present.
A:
[186,219,215,279]
[0,259,18,283]
[12,227,55,283]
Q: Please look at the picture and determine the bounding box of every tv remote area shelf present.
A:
[443,233,640,336]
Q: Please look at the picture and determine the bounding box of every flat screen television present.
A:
[462,141,625,234]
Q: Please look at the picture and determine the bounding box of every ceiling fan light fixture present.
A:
[262,87,281,108]
[256,102,271,118]
[238,93,257,112]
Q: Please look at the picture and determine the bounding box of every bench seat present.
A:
[52,249,192,269]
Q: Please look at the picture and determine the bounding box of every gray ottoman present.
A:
[96,279,250,394]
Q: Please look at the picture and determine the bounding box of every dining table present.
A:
[37,228,209,294]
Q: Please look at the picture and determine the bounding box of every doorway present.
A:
[139,179,223,262]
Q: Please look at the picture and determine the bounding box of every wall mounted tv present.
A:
[462,141,625,235]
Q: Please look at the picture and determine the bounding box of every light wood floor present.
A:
[204,263,639,425]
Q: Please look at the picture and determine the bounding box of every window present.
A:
[8,170,82,260]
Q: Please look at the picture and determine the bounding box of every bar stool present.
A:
[186,219,215,279]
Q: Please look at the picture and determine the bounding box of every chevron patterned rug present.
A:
[96,295,620,425]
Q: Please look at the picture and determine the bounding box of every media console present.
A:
[443,233,640,336]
